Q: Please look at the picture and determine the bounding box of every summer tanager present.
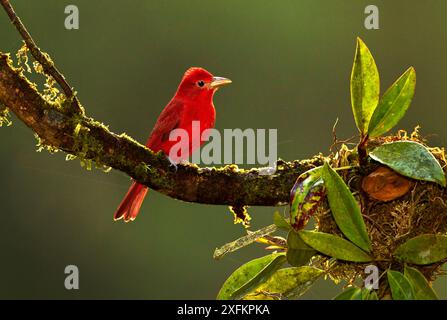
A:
[114,67,231,222]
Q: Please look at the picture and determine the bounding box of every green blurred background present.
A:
[0,0,446,299]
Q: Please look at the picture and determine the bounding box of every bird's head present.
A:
[176,67,231,100]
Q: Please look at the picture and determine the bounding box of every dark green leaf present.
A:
[369,141,446,187]
[322,162,372,252]
[217,253,286,300]
[289,167,324,231]
[273,211,291,231]
[243,267,324,300]
[394,234,447,265]
[350,37,380,134]
[368,67,416,137]
[334,287,362,300]
[404,266,438,300]
[298,230,372,262]
[286,230,317,267]
[387,270,414,300]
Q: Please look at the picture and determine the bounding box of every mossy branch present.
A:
[0,0,321,207]
[0,53,323,206]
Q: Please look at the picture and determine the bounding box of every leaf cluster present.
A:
[215,38,446,300]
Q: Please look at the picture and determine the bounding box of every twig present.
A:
[331,117,339,148]
[0,0,83,115]
[330,118,357,152]
[213,224,278,260]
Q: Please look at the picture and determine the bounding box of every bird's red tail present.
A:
[114,181,149,222]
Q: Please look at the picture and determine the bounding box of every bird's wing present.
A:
[145,99,185,152]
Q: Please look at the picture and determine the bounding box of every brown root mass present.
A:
[314,128,447,296]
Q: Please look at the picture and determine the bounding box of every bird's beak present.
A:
[210,76,232,89]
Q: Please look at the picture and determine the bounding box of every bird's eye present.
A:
[197,80,205,87]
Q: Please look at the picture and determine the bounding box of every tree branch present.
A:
[0,0,323,207]
[0,53,322,206]
[0,0,83,115]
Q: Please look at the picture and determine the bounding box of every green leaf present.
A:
[217,253,286,300]
[286,230,317,267]
[322,162,372,252]
[350,37,380,134]
[298,230,372,262]
[289,167,324,231]
[362,289,379,300]
[404,266,438,300]
[243,267,324,300]
[387,270,415,300]
[394,234,447,265]
[273,211,291,231]
[368,67,416,137]
[369,141,446,187]
[334,287,362,300]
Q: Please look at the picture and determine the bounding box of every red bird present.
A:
[114,67,232,222]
